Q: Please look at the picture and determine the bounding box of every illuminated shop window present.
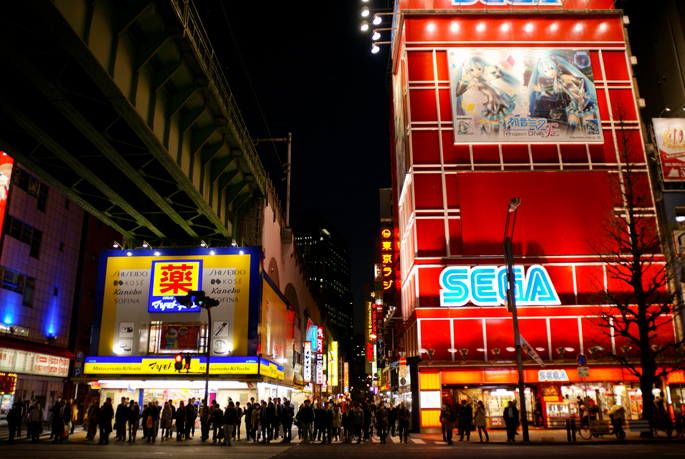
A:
[147,322,208,355]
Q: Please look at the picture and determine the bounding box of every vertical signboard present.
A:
[316,326,323,353]
[380,227,395,304]
[316,353,323,385]
[304,341,311,383]
[343,361,349,393]
[653,118,685,181]
[329,341,338,387]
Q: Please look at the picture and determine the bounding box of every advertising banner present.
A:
[343,361,349,393]
[96,248,256,357]
[0,348,69,377]
[84,355,284,379]
[316,353,323,385]
[304,341,312,383]
[316,326,323,353]
[654,118,685,181]
[448,48,602,143]
[329,341,338,387]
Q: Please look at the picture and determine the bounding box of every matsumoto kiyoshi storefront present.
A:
[78,247,300,408]
[386,1,682,432]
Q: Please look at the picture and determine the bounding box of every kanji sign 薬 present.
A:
[149,260,202,312]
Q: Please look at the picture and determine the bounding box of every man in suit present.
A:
[459,399,473,441]
[53,399,72,443]
[503,401,519,442]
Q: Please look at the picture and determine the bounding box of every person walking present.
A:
[273,398,281,440]
[300,399,315,442]
[503,401,519,442]
[199,399,209,442]
[260,401,271,443]
[99,398,114,444]
[234,401,243,440]
[115,397,128,441]
[397,402,409,443]
[48,396,61,440]
[15,397,25,439]
[244,402,252,441]
[161,401,172,441]
[443,406,455,445]
[388,403,397,437]
[175,401,186,441]
[475,400,489,442]
[281,399,294,443]
[7,402,22,444]
[28,401,44,443]
[70,399,79,434]
[86,400,99,440]
[53,399,70,443]
[458,399,472,441]
[212,402,223,443]
[251,401,262,442]
[352,404,364,444]
[331,403,342,441]
[145,401,160,443]
[185,399,195,440]
[377,403,389,444]
[440,404,449,442]
[128,401,140,443]
[223,401,238,446]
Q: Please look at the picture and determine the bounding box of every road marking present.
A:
[411,438,426,444]
[390,436,402,443]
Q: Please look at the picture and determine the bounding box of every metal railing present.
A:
[168,0,266,193]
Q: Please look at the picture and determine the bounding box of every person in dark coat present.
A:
[322,402,333,444]
[99,398,114,444]
[260,401,272,443]
[459,400,473,441]
[52,399,71,443]
[388,403,397,437]
[115,397,128,441]
[244,402,253,441]
[175,401,186,441]
[397,402,409,443]
[212,404,223,443]
[185,400,195,440]
[223,401,239,446]
[281,399,294,443]
[299,399,315,442]
[128,401,140,443]
[7,402,22,443]
[48,396,62,440]
[503,401,519,442]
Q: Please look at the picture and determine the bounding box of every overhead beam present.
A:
[135,32,181,71]
[0,137,137,241]
[0,100,167,240]
[116,1,152,36]
[1,39,200,239]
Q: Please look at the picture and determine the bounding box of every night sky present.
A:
[198,1,393,334]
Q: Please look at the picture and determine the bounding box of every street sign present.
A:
[75,351,84,363]
[73,367,82,378]
[577,366,590,378]
[675,230,685,256]
[400,377,407,385]
[577,354,587,366]
[520,334,545,367]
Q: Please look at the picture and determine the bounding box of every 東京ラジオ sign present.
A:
[439,264,560,307]
[452,0,562,4]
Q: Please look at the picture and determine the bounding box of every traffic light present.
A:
[176,290,205,308]
[174,354,183,371]
[184,354,191,370]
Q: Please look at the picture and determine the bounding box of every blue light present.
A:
[3,314,11,325]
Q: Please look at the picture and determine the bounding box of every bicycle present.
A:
[577,417,626,440]
[652,418,673,438]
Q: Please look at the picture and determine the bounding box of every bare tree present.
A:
[587,108,685,434]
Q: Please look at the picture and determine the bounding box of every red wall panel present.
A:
[409,89,438,122]
[419,319,452,361]
[442,132,470,164]
[412,130,441,164]
[549,318,581,357]
[485,318,516,358]
[530,144,559,166]
[575,265,604,305]
[452,319,485,361]
[518,318,550,357]
[447,218,463,256]
[602,52,630,81]
[581,318,613,354]
[445,174,459,208]
[407,51,434,81]
[415,218,447,257]
[502,144,530,165]
[458,171,612,257]
[545,265,575,305]
[414,173,444,209]
[472,144,500,165]
[418,266,444,307]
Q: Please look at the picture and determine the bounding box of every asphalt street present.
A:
[1,427,683,459]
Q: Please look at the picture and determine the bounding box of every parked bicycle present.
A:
[578,417,625,440]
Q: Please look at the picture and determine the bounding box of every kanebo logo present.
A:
[439,265,561,307]
[451,0,563,5]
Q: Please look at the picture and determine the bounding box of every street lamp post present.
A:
[503,197,529,442]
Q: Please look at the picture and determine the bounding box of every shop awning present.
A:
[0,336,75,359]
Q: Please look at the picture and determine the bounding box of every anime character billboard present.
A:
[653,118,685,182]
[448,49,602,143]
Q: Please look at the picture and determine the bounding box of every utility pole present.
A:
[253,133,292,227]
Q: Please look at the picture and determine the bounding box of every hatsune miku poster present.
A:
[448,49,603,143]
[653,118,685,182]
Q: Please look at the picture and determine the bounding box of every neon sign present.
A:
[304,342,311,383]
[451,0,562,5]
[538,369,569,382]
[439,264,560,307]
[149,260,202,312]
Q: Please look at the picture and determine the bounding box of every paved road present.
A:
[1,427,683,459]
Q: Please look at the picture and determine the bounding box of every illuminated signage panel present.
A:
[439,265,560,307]
[329,341,338,386]
[316,353,323,385]
[149,260,202,312]
[316,326,323,353]
[84,355,284,379]
[452,0,562,5]
[654,118,685,181]
[304,342,312,383]
[343,361,349,393]
[448,49,602,144]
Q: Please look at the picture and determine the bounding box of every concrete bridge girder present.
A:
[19,0,267,245]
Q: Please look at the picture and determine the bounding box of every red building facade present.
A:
[388,0,679,431]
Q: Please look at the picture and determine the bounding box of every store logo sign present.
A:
[149,260,202,312]
[304,342,312,383]
[452,0,562,5]
[439,264,560,307]
[538,369,569,382]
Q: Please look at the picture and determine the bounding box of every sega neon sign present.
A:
[451,0,562,5]
[439,264,561,307]
[538,369,569,382]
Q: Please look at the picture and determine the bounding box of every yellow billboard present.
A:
[329,341,338,386]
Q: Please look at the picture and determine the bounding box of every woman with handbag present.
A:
[161,402,172,441]
[475,400,489,442]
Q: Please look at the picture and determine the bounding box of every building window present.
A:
[59,242,64,252]
[147,322,207,355]
[53,287,58,296]
[0,266,35,307]
[30,229,41,259]
[23,278,35,307]
[37,183,48,212]
[65,199,70,209]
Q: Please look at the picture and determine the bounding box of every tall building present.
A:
[291,212,354,348]
[382,0,678,433]
[0,159,83,411]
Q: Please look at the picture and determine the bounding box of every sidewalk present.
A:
[421,426,685,445]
